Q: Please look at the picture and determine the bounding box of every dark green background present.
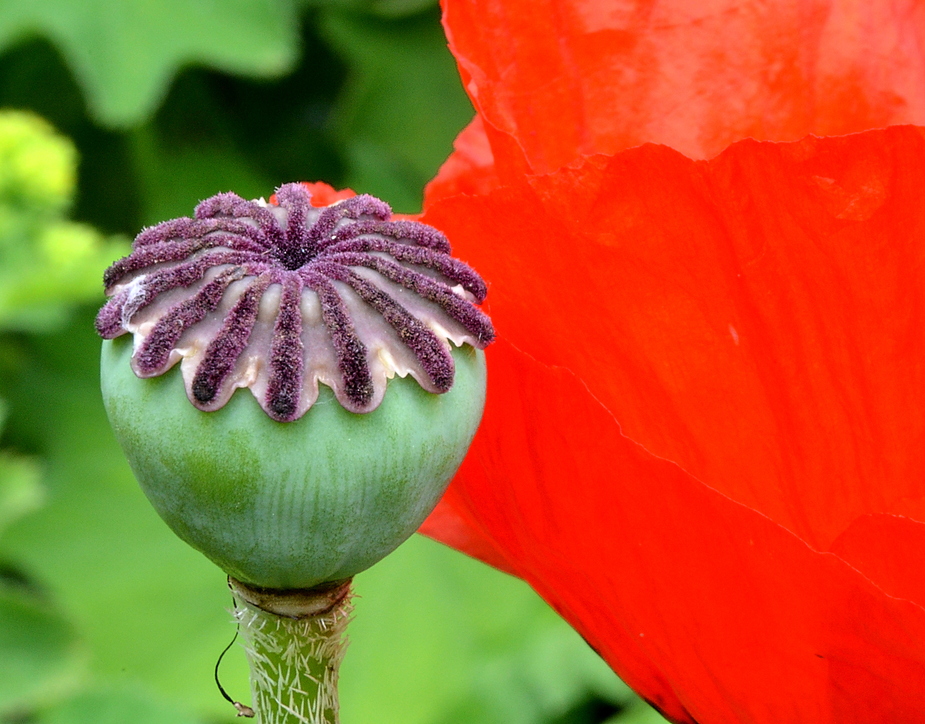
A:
[0,1,666,721]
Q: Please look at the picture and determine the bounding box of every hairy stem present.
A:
[230,578,353,724]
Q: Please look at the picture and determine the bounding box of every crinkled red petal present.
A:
[422,341,925,723]
[420,126,925,721]
[441,0,925,173]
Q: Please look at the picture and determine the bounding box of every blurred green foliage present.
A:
[0,0,299,127]
[0,110,127,331]
[0,1,667,723]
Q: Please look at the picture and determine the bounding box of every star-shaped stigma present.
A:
[96,183,494,422]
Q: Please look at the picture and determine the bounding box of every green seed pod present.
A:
[101,336,486,589]
[97,183,493,591]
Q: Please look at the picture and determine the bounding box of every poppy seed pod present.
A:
[97,183,493,591]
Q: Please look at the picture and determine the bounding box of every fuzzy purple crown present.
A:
[96,183,494,422]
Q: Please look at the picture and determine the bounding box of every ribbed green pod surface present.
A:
[101,335,486,590]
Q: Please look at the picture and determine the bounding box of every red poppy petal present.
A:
[442,0,925,172]
[434,340,925,723]
[424,126,925,563]
[829,514,925,605]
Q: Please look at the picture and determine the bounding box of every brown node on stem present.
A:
[228,576,353,619]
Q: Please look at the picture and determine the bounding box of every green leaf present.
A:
[128,125,275,227]
[0,109,75,214]
[321,9,473,212]
[0,583,83,716]
[0,110,129,332]
[0,220,127,331]
[34,686,203,724]
[0,450,43,537]
[604,700,671,724]
[305,0,438,18]
[361,0,438,17]
[0,0,300,128]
